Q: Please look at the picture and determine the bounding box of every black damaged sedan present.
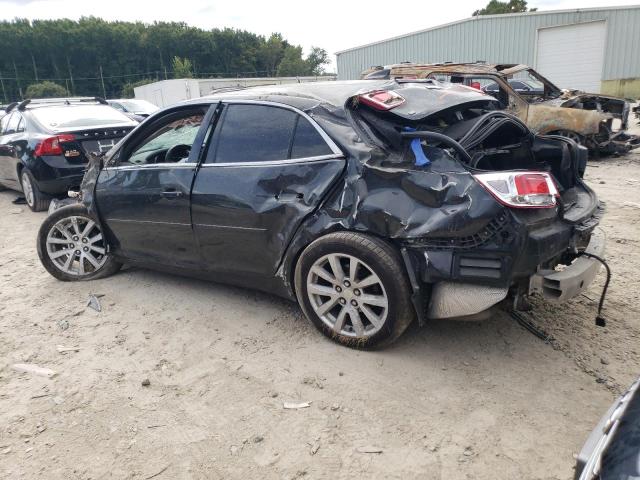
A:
[37,80,605,347]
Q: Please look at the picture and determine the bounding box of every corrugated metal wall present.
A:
[336,7,640,81]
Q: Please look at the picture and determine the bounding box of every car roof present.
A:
[193,79,497,118]
[364,62,532,78]
[197,80,393,109]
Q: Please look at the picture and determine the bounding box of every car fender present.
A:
[527,104,608,136]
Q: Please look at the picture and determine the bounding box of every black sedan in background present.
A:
[0,98,137,211]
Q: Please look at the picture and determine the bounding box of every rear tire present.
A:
[37,204,122,282]
[553,130,585,146]
[21,169,50,212]
[295,232,415,349]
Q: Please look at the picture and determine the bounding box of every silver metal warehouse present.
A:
[336,5,640,97]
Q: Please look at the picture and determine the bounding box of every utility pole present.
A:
[66,55,75,94]
[12,60,23,99]
[164,67,168,80]
[31,53,38,82]
[0,70,7,103]
[99,65,107,99]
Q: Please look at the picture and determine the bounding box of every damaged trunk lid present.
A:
[348,81,600,233]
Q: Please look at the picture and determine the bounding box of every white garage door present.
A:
[536,21,606,93]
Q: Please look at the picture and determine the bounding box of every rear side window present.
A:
[291,117,333,158]
[213,104,296,163]
[0,113,12,134]
[5,112,22,134]
[207,104,333,163]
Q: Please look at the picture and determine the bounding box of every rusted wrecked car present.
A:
[362,63,639,155]
[37,80,605,348]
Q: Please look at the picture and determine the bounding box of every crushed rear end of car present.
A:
[331,80,605,322]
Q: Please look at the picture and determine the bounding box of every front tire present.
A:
[21,169,50,212]
[37,204,121,281]
[295,232,415,349]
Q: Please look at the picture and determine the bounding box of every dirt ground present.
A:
[1,129,639,479]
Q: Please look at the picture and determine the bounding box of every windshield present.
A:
[32,105,136,130]
[128,114,203,165]
[117,100,158,114]
[507,71,545,91]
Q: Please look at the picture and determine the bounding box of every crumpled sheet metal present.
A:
[80,152,103,218]
[309,107,501,241]
[279,103,502,295]
[527,103,608,135]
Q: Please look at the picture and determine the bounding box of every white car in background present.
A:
[107,99,158,121]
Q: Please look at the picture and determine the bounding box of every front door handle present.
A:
[275,191,304,202]
[162,189,184,199]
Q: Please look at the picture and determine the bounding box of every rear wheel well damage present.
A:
[282,223,425,327]
[292,230,416,347]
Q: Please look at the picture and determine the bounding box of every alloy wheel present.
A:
[45,215,108,276]
[306,253,389,338]
[21,171,35,207]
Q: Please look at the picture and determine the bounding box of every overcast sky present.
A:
[0,0,638,72]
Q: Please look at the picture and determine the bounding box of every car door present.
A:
[191,101,345,277]
[0,112,24,188]
[0,113,11,184]
[95,104,215,268]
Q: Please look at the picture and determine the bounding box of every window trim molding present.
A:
[207,99,343,165]
[103,99,345,172]
[200,153,344,169]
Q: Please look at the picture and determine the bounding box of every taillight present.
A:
[473,171,559,208]
[358,90,405,111]
[34,134,75,156]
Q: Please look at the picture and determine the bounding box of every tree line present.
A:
[0,17,330,102]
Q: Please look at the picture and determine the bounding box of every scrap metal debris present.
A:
[87,294,104,312]
[283,401,311,410]
[356,446,384,454]
[12,364,57,378]
[56,345,80,354]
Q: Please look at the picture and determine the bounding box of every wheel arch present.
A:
[281,224,424,324]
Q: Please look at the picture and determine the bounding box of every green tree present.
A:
[0,18,329,101]
[306,47,329,75]
[172,56,193,78]
[259,33,287,76]
[472,0,537,16]
[121,78,154,98]
[25,80,67,98]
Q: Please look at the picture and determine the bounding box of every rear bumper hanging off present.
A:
[529,228,606,302]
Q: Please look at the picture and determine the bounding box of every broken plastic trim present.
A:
[402,127,430,166]
[400,130,471,163]
[358,90,405,111]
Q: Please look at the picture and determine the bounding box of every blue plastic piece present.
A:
[403,126,430,166]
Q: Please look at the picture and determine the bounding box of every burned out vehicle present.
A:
[37,80,605,348]
[363,63,639,154]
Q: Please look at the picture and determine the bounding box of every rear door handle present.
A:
[161,189,184,199]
